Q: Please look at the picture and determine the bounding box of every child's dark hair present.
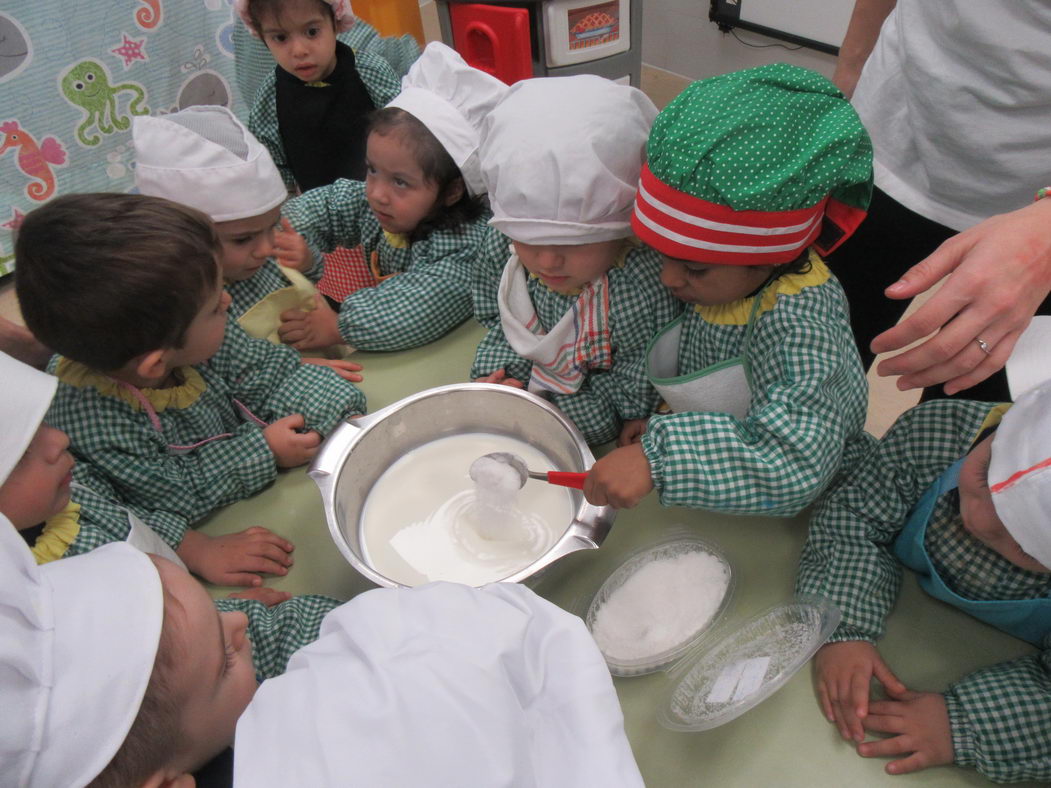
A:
[771,248,813,279]
[243,0,335,35]
[15,193,221,371]
[368,107,485,242]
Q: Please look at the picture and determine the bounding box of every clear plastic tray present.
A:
[585,534,735,677]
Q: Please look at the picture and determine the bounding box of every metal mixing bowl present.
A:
[309,383,615,588]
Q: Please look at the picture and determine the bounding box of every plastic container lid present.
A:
[657,595,841,731]
[585,535,735,677]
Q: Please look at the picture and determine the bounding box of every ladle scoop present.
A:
[471,452,588,490]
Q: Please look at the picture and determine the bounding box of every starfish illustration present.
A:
[111,33,147,69]
[2,208,24,231]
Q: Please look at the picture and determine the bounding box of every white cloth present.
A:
[0,351,55,486]
[0,516,162,787]
[853,1,1051,231]
[1006,316,1051,400]
[990,378,1051,570]
[480,75,656,244]
[386,42,508,196]
[133,105,288,222]
[233,582,642,788]
[497,255,611,395]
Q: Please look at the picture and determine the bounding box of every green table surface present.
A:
[201,319,1039,787]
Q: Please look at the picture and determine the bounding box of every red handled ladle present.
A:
[472,451,588,490]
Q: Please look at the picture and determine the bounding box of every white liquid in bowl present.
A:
[361,433,576,586]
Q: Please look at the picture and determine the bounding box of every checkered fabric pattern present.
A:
[282,178,489,351]
[796,399,1051,783]
[317,245,376,302]
[45,321,364,547]
[216,593,341,682]
[640,258,870,514]
[247,49,402,191]
[471,236,682,445]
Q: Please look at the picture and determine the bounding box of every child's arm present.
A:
[470,321,533,386]
[470,227,512,331]
[246,73,298,192]
[281,178,373,256]
[215,593,342,681]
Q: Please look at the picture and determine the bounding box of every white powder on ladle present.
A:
[468,454,526,540]
[591,550,730,662]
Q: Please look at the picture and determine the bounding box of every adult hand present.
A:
[859,687,954,775]
[263,413,322,468]
[176,527,295,587]
[814,641,906,743]
[302,357,363,382]
[872,198,1051,394]
[582,442,654,509]
[273,217,316,272]
[279,293,342,351]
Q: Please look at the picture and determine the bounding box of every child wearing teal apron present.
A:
[584,64,873,513]
[796,387,1051,783]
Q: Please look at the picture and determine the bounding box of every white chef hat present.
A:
[233,582,643,787]
[385,42,508,197]
[480,75,657,245]
[0,518,162,786]
[989,377,1051,570]
[0,351,56,487]
[133,105,288,223]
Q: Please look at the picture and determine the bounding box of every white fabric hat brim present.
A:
[989,378,1051,569]
[0,523,162,787]
[0,352,56,487]
[488,216,636,245]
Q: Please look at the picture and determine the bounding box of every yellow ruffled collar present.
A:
[55,357,207,412]
[32,501,81,564]
[383,229,410,249]
[530,238,635,296]
[694,250,831,326]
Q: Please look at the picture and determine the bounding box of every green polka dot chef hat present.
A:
[634,63,873,265]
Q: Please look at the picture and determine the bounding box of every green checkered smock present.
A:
[246,49,402,191]
[796,399,1051,783]
[226,258,321,324]
[640,257,871,515]
[45,320,365,549]
[216,593,341,681]
[282,178,490,351]
[470,232,683,446]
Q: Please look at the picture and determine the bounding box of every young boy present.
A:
[583,64,873,512]
[796,382,1051,783]
[133,104,361,372]
[470,75,683,446]
[14,194,366,586]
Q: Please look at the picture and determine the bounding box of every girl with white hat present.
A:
[277,42,503,353]
[469,75,683,447]
[133,104,362,378]
[797,381,1051,782]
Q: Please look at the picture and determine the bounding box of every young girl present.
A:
[237,0,410,302]
[133,105,361,380]
[584,64,874,513]
[277,42,504,352]
[469,75,683,447]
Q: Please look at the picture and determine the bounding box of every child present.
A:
[583,64,873,512]
[133,104,361,376]
[276,42,503,352]
[469,75,683,447]
[796,382,1051,783]
[237,0,408,301]
[14,194,366,586]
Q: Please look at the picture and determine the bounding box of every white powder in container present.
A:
[591,550,730,663]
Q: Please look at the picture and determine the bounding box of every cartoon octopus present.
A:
[60,60,149,147]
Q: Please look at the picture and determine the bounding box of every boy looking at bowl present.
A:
[470,75,682,446]
[14,193,366,586]
[796,381,1051,782]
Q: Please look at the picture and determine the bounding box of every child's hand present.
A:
[273,217,315,272]
[859,687,953,775]
[617,418,649,446]
[583,442,653,508]
[263,413,322,468]
[279,294,342,351]
[227,586,293,607]
[814,641,906,743]
[302,357,364,382]
[473,369,525,388]
[176,527,295,587]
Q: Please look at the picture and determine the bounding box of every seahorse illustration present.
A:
[0,120,66,201]
[136,0,162,29]
[60,60,149,147]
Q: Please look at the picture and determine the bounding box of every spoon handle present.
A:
[546,471,587,489]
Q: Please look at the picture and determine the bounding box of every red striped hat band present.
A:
[631,164,826,265]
